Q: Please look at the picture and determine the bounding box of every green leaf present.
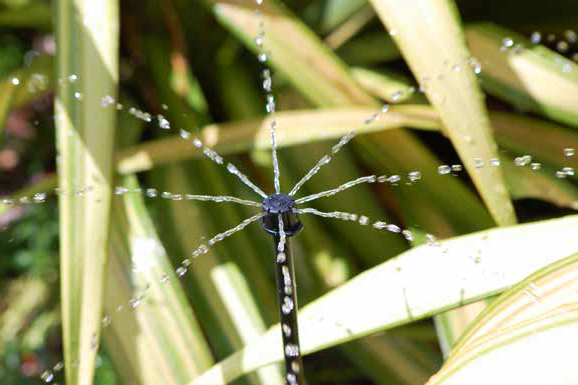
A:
[190,215,578,385]
[0,2,52,29]
[116,105,440,174]
[0,55,53,140]
[55,1,118,384]
[103,175,214,385]
[467,23,578,128]
[369,0,516,226]
[428,252,578,385]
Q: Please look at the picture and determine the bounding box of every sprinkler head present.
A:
[261,193,303,236]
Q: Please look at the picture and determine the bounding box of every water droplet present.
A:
[11,77,19,85]
[285,343,300,357]
[282,297,294,314]
[514,155,531,167]
[258,53,267,62]
[564,148,575,157]
[145,188,158,198]
[53,362,64,371]
[562,167,574,176]
[129,298,141,308]
[74,92,83,100]
[500,37,514,51]
[101,315,112,328]
[33,193,47,203]
[451,164,463,172]
[438,165,451,175]
[473,158,484,169]
[291,360,300,373]
[408,171,421,182]
[389,28,397,36]
[557,41,569,53]
[287,373,297,385]
[115,186,129,195]
[176,266,187,277]
[282,323,292,337]
[161,191,172,199]
[530,31,541,44]
[386,224,401,233]
[68,74,78,82]
[373,221,387,229]
[489,158,500,167]
[358,216,369,225]
[160,273,170,284]
[101,95,115,107]
[179,129,191,139]
[530,162,541,170]
[377,175,388,183]
[157,114,170,129]
[391,90,403,102]
[402,229,414,242]
[426,233,440,247]
[41,370,54,383]
[277,252,286,263]
[388,175,401,183]
[90,333,99,350]
[161,103,168,110]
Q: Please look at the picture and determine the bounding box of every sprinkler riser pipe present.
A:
[273,236,306,385]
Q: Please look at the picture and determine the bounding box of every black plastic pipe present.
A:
[261,193,306,385]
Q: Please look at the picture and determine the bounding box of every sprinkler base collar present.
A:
[261,193,302,236]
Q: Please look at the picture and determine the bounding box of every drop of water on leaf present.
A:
[101,315,112,328]
[564,148,575,157]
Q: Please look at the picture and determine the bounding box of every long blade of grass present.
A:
[0,55,53,139]
[427,252,578,385]
[55,1,118,384]
[116,105,440,174]
[369,0,516,226]
[467,23,578,128]
[190,215,578,385]
[103,175,214,385]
